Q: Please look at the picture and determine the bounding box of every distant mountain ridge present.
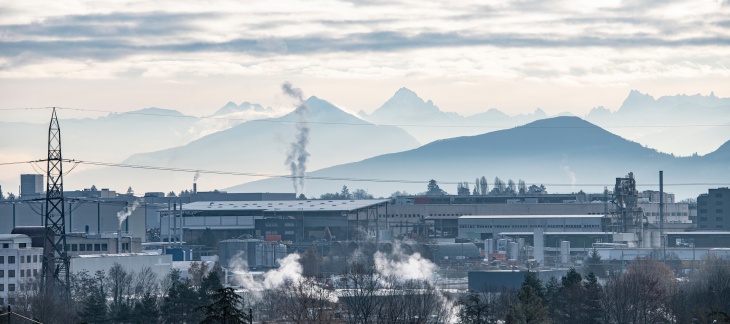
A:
[212,101,274,116]
[357,87,729,156]
[584,90,730,156]
[229,116,730,200]
[68,96,420,193]
[358,87,549,144]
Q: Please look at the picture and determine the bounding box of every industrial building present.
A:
[218,239,287,269]
[697,187,730,230]
[161,199,389,243]
[71,252,173,280]
[0,234,43,306]
[468,269,569,292]
[11,227,142,256]
[458,215,607,239]
[0,199,146,241]
[387,189,690,239]
[19,174,43,199]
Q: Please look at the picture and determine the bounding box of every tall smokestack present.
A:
[281,82,310,197]
[659,170,665,260]
[193,171,199,195]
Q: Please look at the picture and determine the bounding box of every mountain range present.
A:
[359,88,730,156]
[66,97,420,193]
[584,90,730,156]
[358,87,549,144]
[229,116,730,200]
[1,88,727,199]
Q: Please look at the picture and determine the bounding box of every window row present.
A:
[460,224,601,229]
[0,269,36,278]
[0,256,37,264]
[66,243,108,252]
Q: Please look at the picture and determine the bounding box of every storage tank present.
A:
[534,229,545,264]
[508,242,519,261]
[254,242,287,268]
[485,239,494,255]
[560,241,571,265]
[218,239,261,269]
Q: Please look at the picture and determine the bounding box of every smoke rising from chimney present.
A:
[282,82,310,197]
[193,171,200,183]
[117,199,140,228]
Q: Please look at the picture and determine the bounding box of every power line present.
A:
[2,159,728,188]
[1,106,728,129]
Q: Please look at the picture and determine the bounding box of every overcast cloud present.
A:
[0,0,728,116]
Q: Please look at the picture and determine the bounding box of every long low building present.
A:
[71,252,173,279]
[457,215,609,239]
[162,199,389,243]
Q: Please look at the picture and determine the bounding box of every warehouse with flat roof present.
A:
[161,199,389,243]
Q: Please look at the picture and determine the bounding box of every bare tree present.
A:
[107,263,134,307]
[135,266,160,297]
[480,176,488,195]
[188,261,210,289]
[518,180,527,195]
[604,259,674,324]
[338,263,383,324]
[272,277,338,323]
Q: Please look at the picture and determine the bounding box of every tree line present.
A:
[421,177,547,196]
[318,185,375,200]
[11,251,730,323]
[459,255,730,323]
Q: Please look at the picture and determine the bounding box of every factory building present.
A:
[162,199,389,243]
[19,174,43,199]
[218,239,287,270]
[387,192,691,238]
[71,252,173,280]
[0,234,43,306]
[457,215,608,239]
[697,188,730,230]
[0,199,145,241]
[11,227,142,256]
[468,269,569,292]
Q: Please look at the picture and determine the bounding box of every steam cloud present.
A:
[229,253,303,299]
[193,171,200,182]
[282,82,310,197]
[116,199,140,228]
[561,164,577,191]
[228,242,454,321]
[374,243,436,281]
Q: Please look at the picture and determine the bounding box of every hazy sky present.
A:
[1,0,729,118]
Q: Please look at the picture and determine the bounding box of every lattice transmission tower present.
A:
[41,107,70,300]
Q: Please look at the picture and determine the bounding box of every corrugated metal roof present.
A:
[498,232,613,235]
[182,199,388,212]
[0,234,31,240]
[459,215,604,219]
[666,231,730,235]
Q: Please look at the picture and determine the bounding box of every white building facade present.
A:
[0,234,42,305]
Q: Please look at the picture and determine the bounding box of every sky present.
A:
[1,0,729,119]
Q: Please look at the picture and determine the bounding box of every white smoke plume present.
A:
[372,242,457,323]
[193,171,200,183]
[116,199,140,228]
[263,253,303,289]
[281,82,310,197]
[561,164,577,191]
[374,242,436,281]
[229,252,303,299]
